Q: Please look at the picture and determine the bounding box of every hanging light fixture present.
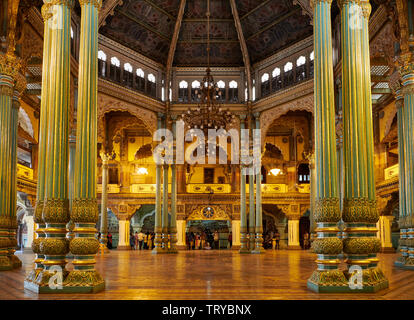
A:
[181,0,235,133]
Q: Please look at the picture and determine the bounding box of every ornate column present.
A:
[394,89,409,266]
[32,0,72,292]
[25,3,52,283]
[339,0,387,291]
[253,113,264,253]
[162,164,169,250]
[378,215,395,253]
[176,219,186,250]
[232,220,241,249]
[398,54,414,269]
[169,118,178,253]
[118,219,130,249]
[99,152,110,249]
[239,115,249,253]
[0,55,17,271]
[153,114,164,254]
[307,0,348,292]
[8,91,23,268]
[65,0,105,292]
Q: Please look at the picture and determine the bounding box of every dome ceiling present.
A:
[100,0,313,67]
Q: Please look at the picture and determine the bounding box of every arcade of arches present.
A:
[1,0,414,299]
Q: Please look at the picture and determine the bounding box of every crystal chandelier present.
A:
[181,0,235,133]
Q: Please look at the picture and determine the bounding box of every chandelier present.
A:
[181,0,235,133]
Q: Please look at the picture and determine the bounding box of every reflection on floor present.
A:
[1,250,413,300]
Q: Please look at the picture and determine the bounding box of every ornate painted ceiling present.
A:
[99,0,314,67]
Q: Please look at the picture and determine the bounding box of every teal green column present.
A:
[153,114,164,254]
[37,0,72,291]
[169,118,178,253]
[394,91,409,267]
[239,115,249,253]
[307,0,348,292]
[65,0,105,292]
[248,116,255,252]
[162,163,169,250]
[399,57,414,269]
[8,92,22,269]
[339,0,388,291]
[25,3,52,284]
[253,113,264,253]
[0,60,15,271]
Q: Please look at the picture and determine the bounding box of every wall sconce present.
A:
[269,168,281,176]
[136,167,149,175]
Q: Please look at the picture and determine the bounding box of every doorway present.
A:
[186,220,230,249]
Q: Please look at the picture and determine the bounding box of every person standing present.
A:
[214,231,219,250]
[134,231,139,250]
[275,231,280,250]
[130,233,135,250]
[107,232,113,249]
[138,230,145,250]
[148,232,153,250]
[228,232,232,249]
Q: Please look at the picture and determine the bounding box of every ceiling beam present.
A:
[178,39,239,44]
[229,0,252,103]
[165,0,187,103]
[246,7,301,41]
[116,9,170,41]
[183,18,234,23]
[240,0,272,20]
[99,0,124,28]
[141,0,177,21]
[292,0,313,19]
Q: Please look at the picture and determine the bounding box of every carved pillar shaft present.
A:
[239,115,249,253]
[65,0,105,292]
[100,154,109,246]
[25,3,52,283]
[153,114,164,253]
[340,0,387,291]
[169,118,178,253]
[307,0,347,292]
[253,114,264,253]
[39,1,72,289]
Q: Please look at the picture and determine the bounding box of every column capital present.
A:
[79,0,103,10]
[0,53,24,89]
[47,0,75,7]
[310,0,333,8]
[360,1,371,19]
[337,0,363,8]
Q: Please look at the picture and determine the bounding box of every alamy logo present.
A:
[48,265,63,290]
[348,265,363,290]
[153,120,261,176]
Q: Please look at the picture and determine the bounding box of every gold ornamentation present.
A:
[63,270,104,287]
[308,270,348,287]
[43,199,70,223]
[34,200,44,224]
[69,238,99,255]
[343,198,379,223]
[40,238,70,256]
[343,237,381,254]
[31,238,42,254]
[71,198,99,223]
[79,0,103,10]
[311,238,343,255]
[314,198,341,222]
[0,53,23,80]
[0,218,10,229]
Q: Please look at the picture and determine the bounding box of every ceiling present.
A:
[99,0,314,67]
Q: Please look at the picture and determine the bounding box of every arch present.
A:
[296,56,306,66]
[111,56,120,66]
[98,50,107,61]
[187,205,231,221]
[217,80,225,88]
[229,80,238,88]
[136,68,145,77]
[261,73,269,83]
[284,62,293,72]
[272,67,281,78]
[179,80,188,88]
[192,80,200,88]
[124,63,133,72]
[260,94,314,148]
[97,94,157,143]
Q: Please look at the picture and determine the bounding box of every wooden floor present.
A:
[0,249,413,300]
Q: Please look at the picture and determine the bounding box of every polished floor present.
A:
[0,249,413,300]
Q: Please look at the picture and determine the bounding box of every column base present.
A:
[25,268,43,283]
[63,270,105,293]
[395,257,414,270]
[380,247,396,253]
[24,280,105,294]
[307,270,350,293]
[231,245,241,250]
[288,245,301,250]
[9,255,22,269]
[176,245,186,250]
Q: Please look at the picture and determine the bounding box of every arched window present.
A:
[98,51,107,77]
[111,56,120,67]
[229,80,238,102]
[296,56,307,82]
[110,57,121,82]
[216,80,226,102]
[284,62,293,87]
[136,68,144,77]
[178,80,189,103]
[309,51,314,77]
[123,63,133,87]
[271,67,282,92]
[261,73,270,97]
[135,68,145,92]
[147,74,156,97]
[70,27,76,57]
[297,163,310,184]
[191,80,201,102]
[70,27,74,39]
[148,73,156,83]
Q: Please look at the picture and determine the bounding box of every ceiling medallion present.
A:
[181,0,235,134]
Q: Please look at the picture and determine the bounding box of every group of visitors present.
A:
[97,231,113,249]
[186,230,232,250]
[130,231,155,250]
